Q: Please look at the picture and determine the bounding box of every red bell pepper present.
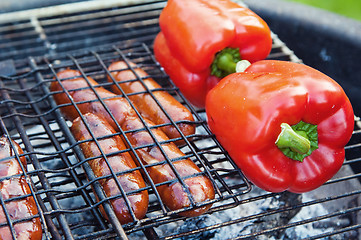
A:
[205,60,354,193]
[153,0,272,108]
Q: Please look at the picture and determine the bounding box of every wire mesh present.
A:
[0,42,255,239]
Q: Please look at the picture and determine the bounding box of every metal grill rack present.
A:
[0,1,360,239]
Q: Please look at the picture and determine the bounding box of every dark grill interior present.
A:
[0,1,360,239]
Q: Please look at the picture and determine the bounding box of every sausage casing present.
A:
[108,61,195,143]
[52,69,215,217]
[71,113,148,224]
[0,136,42,240]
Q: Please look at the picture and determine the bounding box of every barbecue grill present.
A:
[0,0,360,239]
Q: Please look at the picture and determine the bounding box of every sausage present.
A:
[51,69,134,129]
[108,61,195,144]
[71,113,148,224]
[51,69,215,217]
[122,116,215,217]
[0,135,42,240]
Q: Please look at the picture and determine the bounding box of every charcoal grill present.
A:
[0,0,360,239]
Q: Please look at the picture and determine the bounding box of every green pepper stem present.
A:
[211,47,241,78]
[216,53,238,74]
[276,123,311,156]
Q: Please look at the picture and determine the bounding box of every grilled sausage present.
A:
[0,136,42,240]
[51,69,215,217]
[51,69,134,129]
[122,116,215,217]
[71,113,148,224]
[108,61,195,144]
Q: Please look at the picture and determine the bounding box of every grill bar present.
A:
[233,192,361,239]
[0,0,159,24]
[0,1,165,62]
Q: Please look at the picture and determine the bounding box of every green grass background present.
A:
[284,0,361,21]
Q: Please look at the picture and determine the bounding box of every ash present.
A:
[146,187,301,240]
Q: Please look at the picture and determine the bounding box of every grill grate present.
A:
[0,1,360,239]
[0,0,166,62]
[0,41,253,239]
